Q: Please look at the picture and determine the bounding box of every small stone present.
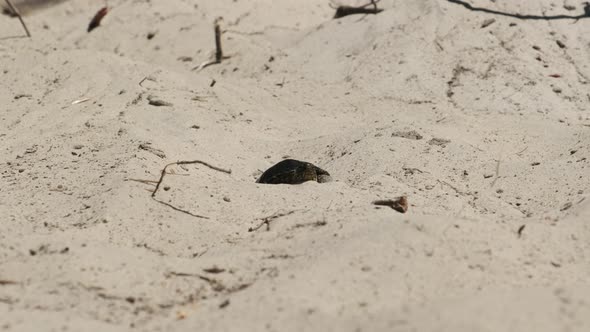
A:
[223,196,231,202]
[556,40,566,49]
[73,144,84,150]
[552,87,562,93]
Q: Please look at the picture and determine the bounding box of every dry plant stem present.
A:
[490,158,501,187]
[4,0,31,37]
[152,159,231,197]
[248,210,297,232]
[332,0,383,19]
[150,160,231,219]
[152,198,209,219]
[194,18,229,71]
[214,19,222,63]
[126,178,158,185]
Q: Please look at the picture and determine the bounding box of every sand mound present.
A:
[1,0,589,331]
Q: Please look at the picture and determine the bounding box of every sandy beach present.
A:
[1,0,590,331]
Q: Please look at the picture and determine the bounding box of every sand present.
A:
[1,0,589,331]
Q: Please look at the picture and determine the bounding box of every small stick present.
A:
[138,76,149,87]
[152,159,231,198]
[248,210,297,232]
[152,198,209,219]
[517,224,525,238]
[126,178,159,185]
[372,196,408,213]
[4,0,31,37]
[330,0,383,19]
[490,158,501,188]
[194,17,230,71]
[214,17,223,63]
[149,159,231,219]
[87,7,108,33]
[0,280,19,285]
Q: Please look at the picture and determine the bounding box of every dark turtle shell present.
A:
[257,159,332,184]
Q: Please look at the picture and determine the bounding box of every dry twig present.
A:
[88,7,108,33]
[194,17,230,71]
[330,0,383,19]
[490,158,501,188]
[147,159,232,219]
[4,0,30,37]
[372,196,408,213]
[248,210,297,232]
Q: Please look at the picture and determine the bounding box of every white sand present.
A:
[1,0,590,331]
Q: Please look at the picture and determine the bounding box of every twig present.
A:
[214,17,223,64]
[138,76,149,87]
[372,196,408,213]
[194,17,230,71]
[490,158,501,188]
[71,98,91,105]
[517,224,525,238]
[152,198,209,219]
[152,160,231,198]
[330,0,383,19]
[87,7,108,33]
[0,279,19,286]
[139,75,157,87]
[248,210,297,232]
[4,0,31,37]
[126,178,158,185]
[515,146,528,156]
[148,159,231,219]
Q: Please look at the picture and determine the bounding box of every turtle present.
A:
[256,159,332,184]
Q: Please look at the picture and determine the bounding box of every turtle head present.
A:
[314,166,332,183]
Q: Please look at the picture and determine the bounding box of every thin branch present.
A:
[126,178,158,185]
[148,159,232,219]
[4,0,31,37]
[152,159,231,198]
[152,198,209,219]
[446,0,590,20]
[214,17,223,63]
[490,158,501,188]
[372,196,408,213]
[248,210,297,232]
[194,17,231,71]
[330,0,383,19]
